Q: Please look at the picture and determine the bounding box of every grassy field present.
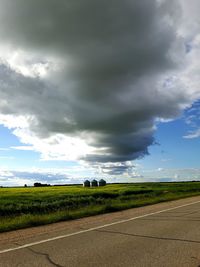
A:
[0,182,200,233]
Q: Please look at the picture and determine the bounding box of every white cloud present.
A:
[11,146,34,151]
[183,128,200,139]
[13,128,95,161]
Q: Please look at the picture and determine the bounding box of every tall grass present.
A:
[0,182,200,232]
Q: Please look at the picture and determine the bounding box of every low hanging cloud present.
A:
[1,167,200,187]
[0,0,200,174]
[0,168,80,186]
[142,167,200,182]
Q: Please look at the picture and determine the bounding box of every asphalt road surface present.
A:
[1,196,200,267]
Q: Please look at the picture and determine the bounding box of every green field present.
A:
[0,182,200,233]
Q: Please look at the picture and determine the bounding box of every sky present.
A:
[0,0,200,186]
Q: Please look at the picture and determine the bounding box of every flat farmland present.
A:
[1,182,200,233]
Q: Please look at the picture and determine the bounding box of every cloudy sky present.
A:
[0,0,200,186]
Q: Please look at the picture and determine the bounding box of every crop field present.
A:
[0,182,200,232]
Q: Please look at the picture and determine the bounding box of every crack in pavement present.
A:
[26,246,64,267]
[2,241,64,267]
[95,229,200,244]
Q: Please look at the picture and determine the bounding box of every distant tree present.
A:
[34,182,51,187]
[34,182,42,187]
[24,184,27,187]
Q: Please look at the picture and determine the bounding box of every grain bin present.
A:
[91,179,98,187]
[83,180,90,187]
[98,179,106,186]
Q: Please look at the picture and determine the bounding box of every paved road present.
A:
[1,196,200,267]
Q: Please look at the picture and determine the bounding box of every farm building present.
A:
[83,180,90,187]
[98,179,106,186]
[91,179,98,187]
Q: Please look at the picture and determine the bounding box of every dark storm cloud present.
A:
[0,0,197,164]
